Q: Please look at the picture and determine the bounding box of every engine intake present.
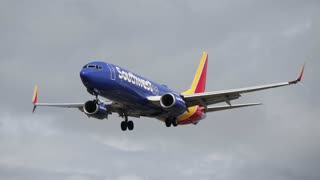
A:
[160,93,175,108]
[83,100,108,119]
[84,100,98,114]
[160,93,186,115]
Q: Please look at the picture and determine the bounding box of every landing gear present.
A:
[87,88,100,102]
[165,120,171,127]
[127,121,134,130]
[165,119,178,127]
[121,114,134,131]
[121,121,127,131]
[172,120,178,127]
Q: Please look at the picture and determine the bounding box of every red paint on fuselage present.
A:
[178,106,205,125]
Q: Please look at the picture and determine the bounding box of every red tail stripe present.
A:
[195,55,208,93]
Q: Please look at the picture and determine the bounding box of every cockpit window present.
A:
[83,64,103,70]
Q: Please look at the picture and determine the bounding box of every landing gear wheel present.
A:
[172,120,178,127]
[127,121,134,131]
[165,120,171,127]
[121,121,127,131]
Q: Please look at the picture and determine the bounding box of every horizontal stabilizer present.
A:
[206,103,261,113]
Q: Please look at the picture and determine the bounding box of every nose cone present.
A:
[80,69,91,85]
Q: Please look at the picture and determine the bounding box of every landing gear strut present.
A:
[121,114,134,131]
[88,89,100,104]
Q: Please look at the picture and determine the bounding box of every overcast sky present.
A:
[0,0,320,180]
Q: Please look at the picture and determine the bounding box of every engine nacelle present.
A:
[83,100,108,120]
[160,93,186,115]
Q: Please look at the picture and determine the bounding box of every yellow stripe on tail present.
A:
[177,52,209,121]
[182,51,208,95]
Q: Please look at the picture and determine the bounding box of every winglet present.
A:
[289,63,305,84]
[32,85,38,113]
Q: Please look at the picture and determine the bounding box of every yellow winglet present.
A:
[32,85,38,104]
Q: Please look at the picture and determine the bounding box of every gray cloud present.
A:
[0,0,319,179]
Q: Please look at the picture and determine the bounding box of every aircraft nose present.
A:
[80,70,90,85]
[80,70,87,77]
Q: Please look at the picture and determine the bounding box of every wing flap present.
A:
[185,93,241,107]
[35,103,84,108]
[206,103,261,112]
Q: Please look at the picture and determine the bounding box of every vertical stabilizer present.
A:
[183,52,208,95]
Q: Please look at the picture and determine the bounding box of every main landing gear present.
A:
[165,119,178,127]
[121,114,134,131]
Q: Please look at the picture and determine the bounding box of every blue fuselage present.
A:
[80,61,182,119]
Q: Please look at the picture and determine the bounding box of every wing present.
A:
[32,85,110,112]
[32,85,84,112]
[183,64,305,107]
[32,85,144,118]
[34,103,84,108]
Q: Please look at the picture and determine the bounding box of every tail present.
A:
[183,52,208,95]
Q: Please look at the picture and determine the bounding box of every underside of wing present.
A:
[182,82,289,107]
[34,103,84,108]
[206,103,262,112]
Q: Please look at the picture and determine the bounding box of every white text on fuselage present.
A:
[116,67,154,93]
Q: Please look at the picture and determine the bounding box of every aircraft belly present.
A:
[99,83,163,115]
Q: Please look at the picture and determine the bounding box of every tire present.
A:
[165,120,171,127]
[127,121,134,131]
[121,121,127,131]
[172,120,178,127]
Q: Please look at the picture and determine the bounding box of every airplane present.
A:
[32,52,305,131]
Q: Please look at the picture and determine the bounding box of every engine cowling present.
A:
[83,100,108,119]
[160,93,186,115]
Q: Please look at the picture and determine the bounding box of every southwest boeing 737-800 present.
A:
[32,52,305,131]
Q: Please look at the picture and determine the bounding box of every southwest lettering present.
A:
[116,67,153,93]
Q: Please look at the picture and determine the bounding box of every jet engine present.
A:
[160,93,186,115]
[83,100,108,119]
